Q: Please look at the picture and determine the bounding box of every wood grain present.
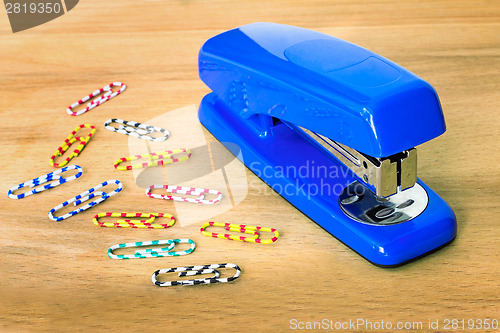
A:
[0,0,499,332]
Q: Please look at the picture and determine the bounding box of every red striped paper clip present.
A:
[66,82,126,116]
[146,185,222,204]
[200,222,279,244]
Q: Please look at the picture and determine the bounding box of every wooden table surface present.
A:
[1,1,499,332]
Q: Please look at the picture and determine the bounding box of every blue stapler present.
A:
[197,22,456,267]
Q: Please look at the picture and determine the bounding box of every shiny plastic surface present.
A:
[198,23,456,266]
[199,22,446,158]
[199,93,456,266]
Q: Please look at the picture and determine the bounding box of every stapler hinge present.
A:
[298,126,417,197]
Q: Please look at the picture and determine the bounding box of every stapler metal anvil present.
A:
[197,22,457,266]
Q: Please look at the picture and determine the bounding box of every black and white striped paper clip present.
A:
[104,118,170,142]
[151,263,241,287]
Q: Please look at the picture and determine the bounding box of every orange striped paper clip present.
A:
[50,124,96,167]
[93,212,175,229]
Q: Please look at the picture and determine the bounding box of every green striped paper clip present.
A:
[107,239,195,259]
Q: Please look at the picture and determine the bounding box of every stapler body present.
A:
[198,22,456,266]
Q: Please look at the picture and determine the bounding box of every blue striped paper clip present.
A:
[107,239,196,259]
[48,179,123,221]
[8,165,83,199]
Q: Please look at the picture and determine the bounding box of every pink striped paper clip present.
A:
[146,185,222,205]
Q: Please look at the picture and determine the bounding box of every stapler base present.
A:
[198,92,457,267]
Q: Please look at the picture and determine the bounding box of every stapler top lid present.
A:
[199,22,446,158]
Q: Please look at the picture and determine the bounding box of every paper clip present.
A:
[113,148,191,171]
[48,180,122,221]
[104,118,170,142]
[8,165,83,199]
[200,222,279,244]
[107,239,195,259]
[66,82,127,116]
[152,263,241,287]
[146,185,222,204]
[93,212,175,229]
[50,124,96,167]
